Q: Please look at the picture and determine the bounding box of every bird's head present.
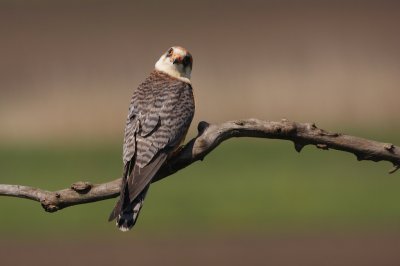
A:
[155,46,193,83]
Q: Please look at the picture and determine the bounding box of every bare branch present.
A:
[1,119,399,212]
[0,180,121,212]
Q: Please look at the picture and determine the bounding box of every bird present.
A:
[108,46,195,231]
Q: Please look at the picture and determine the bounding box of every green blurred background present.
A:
[1,0,400,265]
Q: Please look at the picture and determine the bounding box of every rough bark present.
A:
[0,119,399,213]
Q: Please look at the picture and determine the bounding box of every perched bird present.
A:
[108,46,195,231]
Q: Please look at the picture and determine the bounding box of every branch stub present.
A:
[40,198,59,213]
[384,143,395,152]
[197,121,210,135]
[71,182,92,194]
[294,142,305,153]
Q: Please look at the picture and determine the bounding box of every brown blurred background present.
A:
[1,0,399,141]
[1,0,400,265]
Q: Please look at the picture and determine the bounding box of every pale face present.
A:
[155,46,193,83]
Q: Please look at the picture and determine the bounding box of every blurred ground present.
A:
[2,138,400,266]
[2,233,400,266]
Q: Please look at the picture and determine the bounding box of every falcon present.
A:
[108,46,195,231]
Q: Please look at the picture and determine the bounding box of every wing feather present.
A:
[127,152,168,201]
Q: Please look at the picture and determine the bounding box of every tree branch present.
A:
[1,119,399,213]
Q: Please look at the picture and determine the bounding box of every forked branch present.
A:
[0,119,399,213]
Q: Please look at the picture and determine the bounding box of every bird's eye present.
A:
[166,48,173,57]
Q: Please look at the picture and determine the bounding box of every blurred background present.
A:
[1,0,400,265]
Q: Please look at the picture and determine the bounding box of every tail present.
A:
[108,163,130,223]
[108,152,168,231]
[107,162,150,232]
[115,185,149,232]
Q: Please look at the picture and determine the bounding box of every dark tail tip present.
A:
[116,211,135,232]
